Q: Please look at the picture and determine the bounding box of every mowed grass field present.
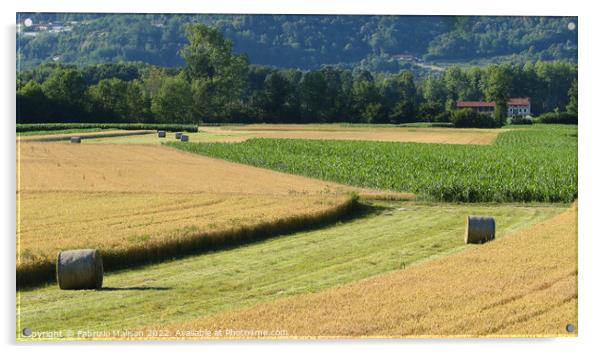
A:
[170,124,577,203]
[17,142,356,286]
[169,203,576,338]
[17,201,566,337]
[83,124,501,145]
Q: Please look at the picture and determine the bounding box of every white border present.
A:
[3,1,601,353]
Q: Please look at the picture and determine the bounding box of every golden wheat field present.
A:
[17,142,351,194]
[164,203,577,338]
[198,124,502,145]
[17,191,350,273]
[16,142,355,284]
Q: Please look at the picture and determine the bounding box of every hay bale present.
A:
[175,132,182,139]
[180,134,189,142]
[158,130,166,138]
[70,136,81,144]
[56,249,103,290]
[465,215,495,244]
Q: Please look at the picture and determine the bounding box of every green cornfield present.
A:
[169,124,577,203]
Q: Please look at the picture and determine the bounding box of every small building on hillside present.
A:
[457,98,531,117]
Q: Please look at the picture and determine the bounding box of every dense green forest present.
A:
[17,23,578,125]
[17,14,577,72]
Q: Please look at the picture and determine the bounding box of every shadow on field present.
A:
[18,198,389,290]
[98,286,172,291]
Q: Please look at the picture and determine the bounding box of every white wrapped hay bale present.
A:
[464,216,495,244]
[175,132,182,139]
[158,130,166,138]
[56,249,103,290]
[70,136,81,143]
[180,134,189,142]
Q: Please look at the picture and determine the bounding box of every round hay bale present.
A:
[56,249,103,290]
[465,215,495,244]
[157,130,166,138]
[175,132,182,139]
[180,134,189,142]
[70,136,81,143]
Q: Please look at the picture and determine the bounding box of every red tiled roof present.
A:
[508,98,530,106]
[457,101,495,108]
[457,97,531,108]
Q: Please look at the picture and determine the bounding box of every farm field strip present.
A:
[168,124,577,203]
[161,203,577,338]
[17,142,351,195]
[17,201,566,336]
[82,124,501,145]
[199,125,501,145]
[84,131,248,144]
[17,128,108,136]
[16,123,198,134]
[207,123,499,134]
[18,130,154,142]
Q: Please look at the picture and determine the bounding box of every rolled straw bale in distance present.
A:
[158,130,166,138]
[180,134,189,142]
[70,136,81,143]
[56,249,103,290]
[465,215,495,244]
[175,132,182,139]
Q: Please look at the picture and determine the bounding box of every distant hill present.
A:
[16,14,577,71]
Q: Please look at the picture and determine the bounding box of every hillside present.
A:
[16,14,577,71]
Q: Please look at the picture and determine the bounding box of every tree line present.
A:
[17,24,578,125]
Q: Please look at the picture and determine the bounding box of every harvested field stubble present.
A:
[199,124,501,145]
[17,143,350,194]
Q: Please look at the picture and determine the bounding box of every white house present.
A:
[507,98,531,117]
